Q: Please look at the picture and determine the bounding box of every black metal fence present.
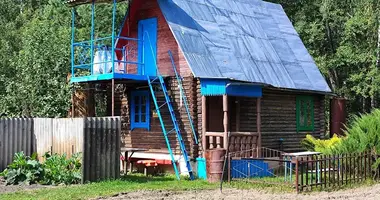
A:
[227,149,380,192]
[296,152,376,192]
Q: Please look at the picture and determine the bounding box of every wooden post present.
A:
[202,95,207,158]
[256,98,262,157]
[223,95,228,150]
[236,98,240,132]
[86,83,96,117]
[111,79,115,116]
[71,85,75,118]
[295,157,299,193]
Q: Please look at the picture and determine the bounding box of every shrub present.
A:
[339,109,380,154]
[302,109,380,155]
[0,152,82,185]
[41,152,82,185]
[0,152,43,185]
[301,134,342,155]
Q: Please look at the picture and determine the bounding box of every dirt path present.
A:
[103,184,380,200]
[0,177,51,194]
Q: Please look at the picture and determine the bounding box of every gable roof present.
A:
[157,0,331,93]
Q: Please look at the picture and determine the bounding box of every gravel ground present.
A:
[0,177,51,194]
[102,184,380,200]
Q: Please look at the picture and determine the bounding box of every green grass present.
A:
[0,174,296,200]
[0,174,217,200]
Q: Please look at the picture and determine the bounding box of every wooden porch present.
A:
[201,95,262,157]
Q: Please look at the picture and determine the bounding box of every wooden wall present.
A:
[109,77,198,157]
[259,89,325,152]
[196,85,326,155]
[123,0,192,76]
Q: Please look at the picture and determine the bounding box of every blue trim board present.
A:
[200,79,262,97]
[70,73,152,83]
[130,90,150,130]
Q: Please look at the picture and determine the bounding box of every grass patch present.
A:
[0,174,218,200]
[0,174,306,200]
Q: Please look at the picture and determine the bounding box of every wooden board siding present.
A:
[196,84,326,155]
[108,77,198,157]
[124,0,192,77]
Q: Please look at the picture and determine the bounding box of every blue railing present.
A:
[71,36,143,78]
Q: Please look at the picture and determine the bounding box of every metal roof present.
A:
[66,0,127,7]
[157,0,331,93]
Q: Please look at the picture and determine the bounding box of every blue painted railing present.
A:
[71,36,143,78]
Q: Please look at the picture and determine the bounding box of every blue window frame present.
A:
[130,90,150,130]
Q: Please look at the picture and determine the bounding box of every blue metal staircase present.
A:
[168,50,198,145]
[144,29,195,180]
[147,76,195,180]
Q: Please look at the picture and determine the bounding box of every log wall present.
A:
[109,77,198,157]
[197,85,326,155]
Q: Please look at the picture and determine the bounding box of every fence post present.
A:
[228,153,231,183]
[295,157,299,193]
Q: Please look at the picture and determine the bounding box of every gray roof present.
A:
[157,0,331,93]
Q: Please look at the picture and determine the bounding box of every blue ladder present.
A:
[168,51,198,145]
[148,76,195,180]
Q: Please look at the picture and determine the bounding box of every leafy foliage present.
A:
[303,109,380,155]
[41,152,82,185]
[0,152,43,185]
[270,0,380,113]
[301,134,342,154]
[0,0,127,117]
[339,109,380,154]
[0,151,82,185]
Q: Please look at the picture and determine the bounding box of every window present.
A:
[131,90,150,130]
[296,96,314,131]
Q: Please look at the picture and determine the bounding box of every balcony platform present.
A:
[71,73,154,83]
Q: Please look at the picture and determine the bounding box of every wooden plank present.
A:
[202,95,206,156]
[230,132,258,136]
[205,132,224,137]
[257,98,262,156]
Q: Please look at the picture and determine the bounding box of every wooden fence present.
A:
[0,117,121,183]
[296,152,375,192]
[34,118,84,160]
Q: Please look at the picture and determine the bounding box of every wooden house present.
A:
[67,0,331,179]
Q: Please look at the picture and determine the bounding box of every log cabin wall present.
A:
[123,0,191,77]
[105,0,198,157]
[260,89,325,152]
[196,84,326,155]
[70,83,95,117]
[107,77,198,157]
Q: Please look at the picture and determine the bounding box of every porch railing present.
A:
[71,36,143,78]
[205,131,259,153]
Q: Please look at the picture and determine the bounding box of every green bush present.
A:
[41,152,82,185]
[301,134,342,155]
[0,152,43,185]
[339,109,380,154]
[302,109,380,155]
[0,152,82,185]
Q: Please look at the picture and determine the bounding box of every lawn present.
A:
[0,174,295,200]
[0,175,216,200]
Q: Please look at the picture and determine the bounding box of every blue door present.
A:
[138,18,158,76]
